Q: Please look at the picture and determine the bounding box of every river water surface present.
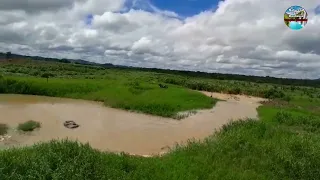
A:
[0,93,264,156]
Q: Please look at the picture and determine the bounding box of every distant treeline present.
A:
[129,67,320,88]
[1,52,319,87]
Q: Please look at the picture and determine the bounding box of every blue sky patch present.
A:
[315,5,320,15]
[85,14,93,25]
[149,0,219,17]
[85,0,220,23]
[120,0,219,17]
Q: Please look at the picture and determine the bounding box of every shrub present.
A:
[282,95,292,102]
[263,88,285,99]
[17,120,41,132]
[0,123,8,135]
[228,87,241,94]
[31,71,40,76]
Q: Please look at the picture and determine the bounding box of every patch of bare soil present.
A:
[199,91,266,104]
[0,92,265,156]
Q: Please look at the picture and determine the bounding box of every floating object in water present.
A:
[63,121,80,129]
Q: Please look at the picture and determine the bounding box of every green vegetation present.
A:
[1,52,319,88]
[0,76,215,118]
[0,124,8,135]
[41,72,54,82]
[0,57,320,179]
[5,52,11,60]
[17,120,41,132]
[0,58,319,103]
[0,59,222,118]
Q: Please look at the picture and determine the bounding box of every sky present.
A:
[0,0,320,79]
[149,0,218,17]
[316,5,320,14]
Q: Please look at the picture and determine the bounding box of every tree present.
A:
[5,52,12,60]
[59,59,70,63]
[41,72,54,82]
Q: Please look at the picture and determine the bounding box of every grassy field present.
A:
[1,59,319,100]
[0,58,320,179]
[0,76,215,118]
[0,73,217,118]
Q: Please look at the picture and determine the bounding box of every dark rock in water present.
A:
[64,121,80,129]
[64,121,74,124]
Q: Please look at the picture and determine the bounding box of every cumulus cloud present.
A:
[0,0,319,79]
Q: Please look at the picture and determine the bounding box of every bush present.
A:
[282,95,292,102]
[17,120,41,132]
[228,87,241,94]
[264,88,285,99]
[0,124,8,135]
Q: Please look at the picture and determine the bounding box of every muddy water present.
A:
[0,93,263,156]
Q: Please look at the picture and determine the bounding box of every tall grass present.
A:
[160,76,295,101]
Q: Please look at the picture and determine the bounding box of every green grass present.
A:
[0,76,216,118]
[2,59,319,118]
[1,59,320,101]
[17,120,41,132]
[0,124,8,135]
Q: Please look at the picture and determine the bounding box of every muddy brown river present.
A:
[0,93,264,156]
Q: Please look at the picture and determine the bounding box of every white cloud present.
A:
[0,0,319,79]
[74,0,125,15]
[0,0,79,12]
